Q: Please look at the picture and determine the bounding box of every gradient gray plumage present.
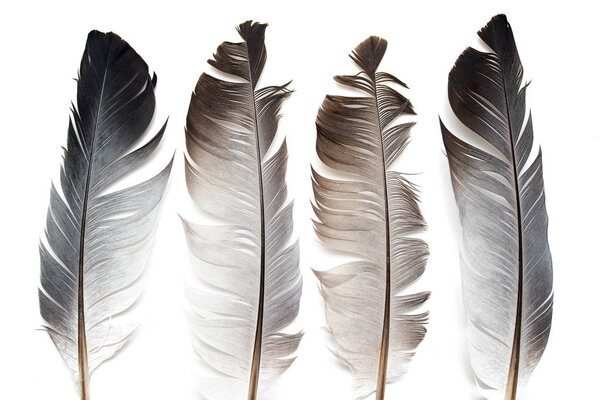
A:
[440,14,553,399]
[312,37,429,400]
[182,21,302,400]
[39,31,172,399]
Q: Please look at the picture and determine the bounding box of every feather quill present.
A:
[182,21,302,400]
[39,30,172,399]
[312,36,429,399]
[440,14,553,399]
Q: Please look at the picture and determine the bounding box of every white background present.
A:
[1,0,598,399]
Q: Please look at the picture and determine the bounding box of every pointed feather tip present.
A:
[350,36,388,76]
[447,14,512,82]
[163,152,176,175]
[479,14,510,40]
[82,30,150,81]
[479,14,510,36]
[236,20,268,43]
[403,100,417,116]
[477,14,518,56]
[437,117,454,156]
[280,80,294,93]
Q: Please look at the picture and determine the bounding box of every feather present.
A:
[39,30,172,399]
[182,21,302,400]
[440,14,553,399]
[312,36,429,400]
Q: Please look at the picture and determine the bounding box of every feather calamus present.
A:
[39,31,172,399]
[440,14,553,399]
[182,21,302,400]
[312,36,429,399]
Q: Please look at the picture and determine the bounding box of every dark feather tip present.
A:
[86,30,121,48]
[477,14,518,57]
[350,36,387,76]
[237,20,268,43]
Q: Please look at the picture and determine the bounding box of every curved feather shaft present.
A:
[505,78,524,400]
[370,52,392,400]
[314,36,428,399]
[244,26,267,400]
[441,14,553,399]
[76,43,110,398]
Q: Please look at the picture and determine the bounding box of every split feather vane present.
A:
[39,30,172,399]
[182,21,302,400]
[312,36,429,400]
[440,14,553,400]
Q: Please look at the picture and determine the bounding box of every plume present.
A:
[39,30,172,399]
[182,21,302,400]
[312,36,429,399]
[440,14,553,399]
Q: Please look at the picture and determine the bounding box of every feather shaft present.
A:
[76,52,109,399]
[504,71,524,400]
[373,77,392,400]
[247,45,266,400]
[78,167,91,400]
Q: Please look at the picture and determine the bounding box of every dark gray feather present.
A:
[39,31,172,399]
[440,14,553,399]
